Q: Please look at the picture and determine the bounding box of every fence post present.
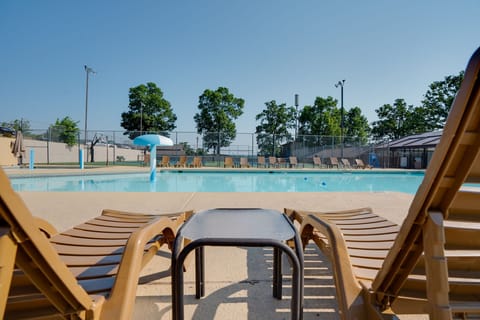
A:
[106,136,109,166]
[47,127,50,164]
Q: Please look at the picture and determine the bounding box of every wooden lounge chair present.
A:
[224,157,235,168]
[329,157,340,168]
[257,156,266,168]
[159,155,170,167]
[0,168,190,319]
[313,156,323,168]
[286,46,480,320]
[175,155,187,167]
[268,156,278,168]
[289,156,298,168]
[341,158,352,169]
[354,158,372,169]
[240,157,250,168]
[190,156,202,168]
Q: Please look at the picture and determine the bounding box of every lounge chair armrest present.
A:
[101,215,179,319]
[300,214,367,319]
[34,217,58,238]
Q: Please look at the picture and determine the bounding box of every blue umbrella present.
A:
[133,134,174,182]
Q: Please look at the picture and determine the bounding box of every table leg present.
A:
[195,247,205,298]
[273,247,282,299]
[172,236,185,320]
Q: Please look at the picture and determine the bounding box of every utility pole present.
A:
[84,65,96,164]
[294,94,299,139]
[335,80,346,158]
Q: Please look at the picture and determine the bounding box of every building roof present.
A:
[376,130,443,149]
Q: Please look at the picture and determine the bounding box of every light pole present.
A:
[84,65,96,164]
[140,101,143,135]
[335,80,346,158]
[294,94,299,139]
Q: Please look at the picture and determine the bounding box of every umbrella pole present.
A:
[150,145,157,182]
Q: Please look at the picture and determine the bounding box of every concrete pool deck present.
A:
[3,166,426,319]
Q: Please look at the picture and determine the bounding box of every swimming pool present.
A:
[11,170,425,193]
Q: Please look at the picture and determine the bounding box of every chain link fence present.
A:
[9,128,398,169]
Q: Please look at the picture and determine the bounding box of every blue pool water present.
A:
[11,171,425,193]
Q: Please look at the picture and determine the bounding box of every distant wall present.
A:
[1,138,144,165]
[0,137,18,166]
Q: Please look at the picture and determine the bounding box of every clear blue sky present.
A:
[1,1,479,140]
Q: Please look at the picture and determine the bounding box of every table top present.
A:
[179,208,296,241]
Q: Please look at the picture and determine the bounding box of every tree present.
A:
[255,100,296,156]
[178,142,195,155]
[420,71,464,130]
[194,87,244,154]
[50,117,80,147]
[344,106,371,145]
[121,82,177,140]
[298,96,339,137]
[371,99,418,140]
[1,119,31,135]
[298,96,342,146]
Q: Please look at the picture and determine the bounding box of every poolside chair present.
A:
[224,157,235,168]
[289,156,298,168]
[286,46,480,320]
[341,158,352,169]
[159,155,170,167]
[354,158,372,169]
[313,156,323,168]
[175,155,187,167]
[190,156,202,168]
[257,156,266,168]
[0,168,190,320]
[329,157,340,168]
[268,156,279,168]
[240,157,250,168]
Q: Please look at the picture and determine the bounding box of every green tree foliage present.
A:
[194,87,244,154]
[371,99,419,140]
[1,119,31,135]
[344,106,371,145]
[371,72,463,141]
[50,116,80,147]
[298,96,339,138]
[178,142,195,155]
[255,100,296,156]
[420,71,464,130]
[297,97,370,146]
[121,82,177,140]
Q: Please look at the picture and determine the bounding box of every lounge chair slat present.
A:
[73,223,141,233]
[51,234,129,246]
[52,242,159,255]
[94,215,153,223]
[337,225,401,235]
[77,277,115,294]
[448,189,480,222]
[84,220,150,228]
[61,229,134,239]
[67,265,120,279]
[344,240,395,250]
[58,254,122,266]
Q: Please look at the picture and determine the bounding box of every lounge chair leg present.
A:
[424,211,452,320]
[0,230,17,317]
